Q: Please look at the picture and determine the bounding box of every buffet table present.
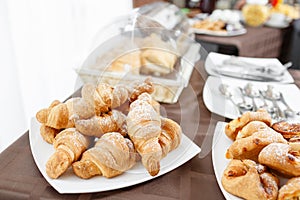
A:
[1,63,300,199]
[195,25,292,59]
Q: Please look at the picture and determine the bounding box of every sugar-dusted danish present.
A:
[225,109,272,140]
[226,129,287,162]
[272,121,300,139]
[222,159,279,200]
[278,177,300,200]
[289,135,300,151]
[258,143,300,177]
[236,121,271,139]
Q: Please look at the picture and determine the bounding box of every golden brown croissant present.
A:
[225,109,272,141]
[258,143,300,177]
[127,93,162,176]
[36,100,73,129]
[65,97,94,120]
[46,128,91,179]
[222,159,279,200]
[72,132,137,179]
[39,124,61,144]
[128,77,154,102]
[159,117,182,158]
[226,129,287,162]
[84,78,153,115]
[74,110,127,137]
[278,177,300,200]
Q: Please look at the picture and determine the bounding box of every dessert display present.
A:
[220,109,300,199]
[35,78,182,179]
[77,32,193,104]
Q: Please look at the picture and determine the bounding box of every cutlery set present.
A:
[214,57,292,82]
[219,83,298,121]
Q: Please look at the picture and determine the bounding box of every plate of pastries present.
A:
[212,109,300,200]
[191,18,247,37]
[29,78,201,193]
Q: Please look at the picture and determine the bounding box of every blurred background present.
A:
[1,0,299,152]
[0,0,132,152]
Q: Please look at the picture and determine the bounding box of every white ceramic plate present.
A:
[191,27,247,37]
[29,117,201,194]
[203,76,300,119]
[212,121,241,200]
[212,121,289,200]
[205,52,294,84]
[265,20,290,28]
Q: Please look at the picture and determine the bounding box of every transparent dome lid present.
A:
[76,6,208,103]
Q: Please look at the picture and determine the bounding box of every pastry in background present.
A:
[272,121,300,140]
[222,159,279,200]
[225,109,272,141]
[226,128,287,162]
[258,143,300,177]
[236,120,272,139]
[107,50,141,75]
[278,177,300,200]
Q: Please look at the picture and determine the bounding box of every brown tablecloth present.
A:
[196,26,290,58]
[0,65,300,199]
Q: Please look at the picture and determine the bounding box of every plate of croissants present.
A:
[29,78,201,194]
[212,109,300,200]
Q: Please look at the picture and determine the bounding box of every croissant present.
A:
[36,97,93,130]
[278,177,300,200]
[221,159,279,200]
[258,143,300,177]
[128,77,154,102]
[226,129,287,162]
[36,100,72,129]
[39,124,61,144]
[65,97,94,120]
[225,109,272,141]
[72,132,137,179]
[127,93,162,176]
[46,128,91,179]
[85,78,154,115]
[159,117,182,158]
[74,110,127,137]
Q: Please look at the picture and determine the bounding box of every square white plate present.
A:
[29,117,201,194]
[203,76,300,119]
[205,52,294,84]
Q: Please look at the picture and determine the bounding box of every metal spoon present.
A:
[219,84,245,115]
[278,92,295,118]
[238,87,253,110]
[264,85,286,120]
[243,83,258,112]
